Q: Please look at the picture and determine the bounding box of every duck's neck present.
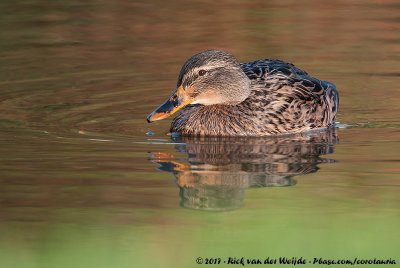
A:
[171,103,258,136]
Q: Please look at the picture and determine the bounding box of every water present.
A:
[1,0,400,267]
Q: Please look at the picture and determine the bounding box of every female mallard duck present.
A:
[147,50,339,136]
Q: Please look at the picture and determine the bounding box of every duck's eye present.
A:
[198,70,206,76]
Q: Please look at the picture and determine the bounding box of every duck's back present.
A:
[171,59,339,136]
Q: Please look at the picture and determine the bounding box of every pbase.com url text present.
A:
[195,257,397,266]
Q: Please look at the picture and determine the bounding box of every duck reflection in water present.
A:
[150,129,338,211]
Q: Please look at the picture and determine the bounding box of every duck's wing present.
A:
[241,59,309,81]
[240,59,339,133]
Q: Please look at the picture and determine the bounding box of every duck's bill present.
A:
[147,85,194,123]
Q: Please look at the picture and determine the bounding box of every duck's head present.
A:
[147,50,251,122]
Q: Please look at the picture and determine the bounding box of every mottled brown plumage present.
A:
[149,50,339,136]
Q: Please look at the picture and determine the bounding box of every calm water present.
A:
[1,0,400,267]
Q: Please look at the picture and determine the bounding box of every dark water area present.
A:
[1,0,399,267]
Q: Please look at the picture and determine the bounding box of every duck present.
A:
[147,49,339,136]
